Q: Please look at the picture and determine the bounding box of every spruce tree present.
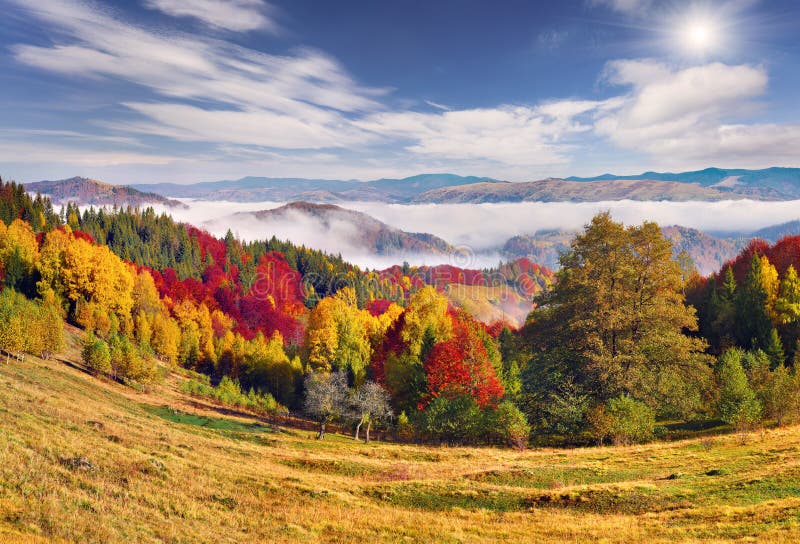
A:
[735,254,773,350]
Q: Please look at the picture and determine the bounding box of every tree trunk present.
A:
[365,419,372,443]
[318,421,326,440]
[354,418,363,441]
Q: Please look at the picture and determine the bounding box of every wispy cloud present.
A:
[589,0,653,16]
[10,0,386,151]
[143,0,279,33]
[355,101,611,169]
[425,100,451,111]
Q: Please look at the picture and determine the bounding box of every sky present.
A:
[1,0,800,184]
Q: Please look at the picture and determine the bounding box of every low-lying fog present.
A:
[158,199,800,270]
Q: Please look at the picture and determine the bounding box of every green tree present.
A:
[605,394,655,445]
[81,333,111,375]
[419,394,482,445]
[717,349,761,431]
[764,328,785,367]
[484,400,531,449]
[523,213,710,416]
[735,254,773,350]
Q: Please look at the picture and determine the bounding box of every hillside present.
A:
[233,201,454,256]
[567,167,800,199]
[25,177,185,208]
[413,178,747,203]
[3,344,800,543]
[132,174,500,203]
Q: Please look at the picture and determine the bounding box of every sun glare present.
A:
[689,23,710,47]
[677,13,722,56]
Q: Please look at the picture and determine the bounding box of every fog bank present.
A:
[153,199,800,269]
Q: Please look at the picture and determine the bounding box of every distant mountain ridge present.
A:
[413,178,746,203]
[132,174,501,203]
[25,177,186,208]
[567,167,800,199]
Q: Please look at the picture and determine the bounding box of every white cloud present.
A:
[7,0,800,180]
[594,59,800,168]
[356,102,611,169]
[143,0,278,33]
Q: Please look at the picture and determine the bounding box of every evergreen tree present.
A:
[735,254,773,350]
[765,328,785,367]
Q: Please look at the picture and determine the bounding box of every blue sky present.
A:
[1,0,799,184]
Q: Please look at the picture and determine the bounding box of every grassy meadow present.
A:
[1,333,800,543]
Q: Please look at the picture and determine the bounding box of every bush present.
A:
[81,334,111,375]
[586,404,614,446]
[485,401,531,449]
[181,375,284,415]
[419,394,483,445]
[395,411,414,441]
[605,395,655,445]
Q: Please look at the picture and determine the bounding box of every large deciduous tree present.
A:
[523,213,711,417]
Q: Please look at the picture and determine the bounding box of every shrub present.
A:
[605,395,655,445]
[485,401,531,449]
[586,404,614,446]
[181,375,283,416]
[81,334,111,375]
[419,394,482,445]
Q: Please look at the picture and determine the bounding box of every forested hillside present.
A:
[3,178,800,448]
[0,178,547,444]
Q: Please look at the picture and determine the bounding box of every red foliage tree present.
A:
[421,316,504,409]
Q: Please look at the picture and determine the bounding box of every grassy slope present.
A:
[1,337,800,542]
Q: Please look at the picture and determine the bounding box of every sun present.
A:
[679,17,720,55]
[688,23,711,48]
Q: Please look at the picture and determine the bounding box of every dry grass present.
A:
[1,342,800,542]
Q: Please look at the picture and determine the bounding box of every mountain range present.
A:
[130,174,498,203]
[412,178,746,203]
[27,168,800,205]
[567,167,800,199]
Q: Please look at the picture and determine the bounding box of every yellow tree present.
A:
[760,255,780,323]
[401,286,452,357]
[0,219,39,276]
[305,297,339,371]
[37,227,72,297]
[151,312,180,364]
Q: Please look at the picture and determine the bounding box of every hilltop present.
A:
[233,201,454,257]
[25,177,186,208]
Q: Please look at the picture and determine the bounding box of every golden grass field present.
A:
[1,333,800,543]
